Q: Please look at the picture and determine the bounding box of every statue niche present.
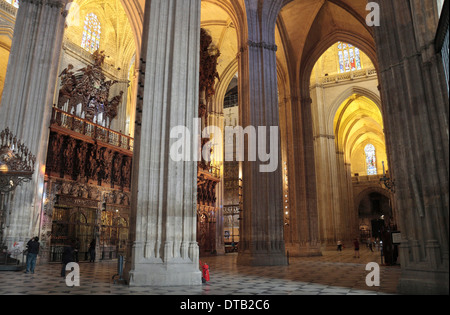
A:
[57,50,124,129]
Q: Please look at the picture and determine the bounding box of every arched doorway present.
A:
[50,205,97,262]
[357,191,393,240]
[305,39,388,248]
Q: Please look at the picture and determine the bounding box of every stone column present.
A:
[287,96,322,256]
[343,162,357,241]
[125,0,202,286]
[336,151,357,244]
[235,0,287,266]
[0,0,68,248]
[209,108,225,256]
[373,0,449,294]
[309,82,357,248]
[110,79,131,133]
[279,96,291,245]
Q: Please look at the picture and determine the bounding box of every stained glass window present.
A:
[81,13,101,54]
[337,42,362,73]
[5,0,19,8]
[365,144,377,175]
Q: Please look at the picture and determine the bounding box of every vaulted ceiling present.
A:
[333,94,386,174]
[2,0,377,110]
[117,0,376,90]
[67,0,136,71]
[276,0,376,92]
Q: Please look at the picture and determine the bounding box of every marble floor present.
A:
[0,247,400,296]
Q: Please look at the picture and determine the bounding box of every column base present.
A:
[128,261,202,287]
[237,251,288,266]
[286,242,322,257]
[398,268,449,295]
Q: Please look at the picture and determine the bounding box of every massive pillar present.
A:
[285,96,322,256]
[310,84,340,247]
[0,0,68,247]
[236,0,287,266]
[308,83,357,249]
[125,0,202,286]
[210,101,225,256]
[340,160,357,243]
[374,0,449,294]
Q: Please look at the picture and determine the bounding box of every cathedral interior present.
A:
[0,0,448,295]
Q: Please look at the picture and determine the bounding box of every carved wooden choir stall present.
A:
[41,51,132,263]
[196,29,221,256]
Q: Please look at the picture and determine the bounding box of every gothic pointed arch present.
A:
[354,186,392,215]
[299,31,378,98]
[213,59,238,109]
[328,86,382,127]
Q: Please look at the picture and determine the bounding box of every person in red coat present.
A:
[202,262,210,283]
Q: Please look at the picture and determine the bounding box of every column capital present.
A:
[247,40,277,52]
[239,40,278,55]
[20,0,68,9]
[313,134,335,141]
[300,97,313,106]
[283,95,301,104]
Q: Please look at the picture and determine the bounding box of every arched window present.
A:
[365,144,377,175]
[338,42,362,73]
[5,0,19,8]
[81,13,101,53]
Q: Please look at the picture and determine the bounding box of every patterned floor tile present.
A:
[0,248,400,295]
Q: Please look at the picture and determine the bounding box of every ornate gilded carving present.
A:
[46,131,132,190]
[197,173,219,206]
[199,28,220,119]
[52,180,129,208]
[57,50,124,129]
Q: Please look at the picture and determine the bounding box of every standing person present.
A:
[25,237,40,274]
[337,240,343,252]
[61,241,75,278]
[353,238,360,258]
[73,238,80,262]
[88,239,96,263]
[368,238,374,252]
